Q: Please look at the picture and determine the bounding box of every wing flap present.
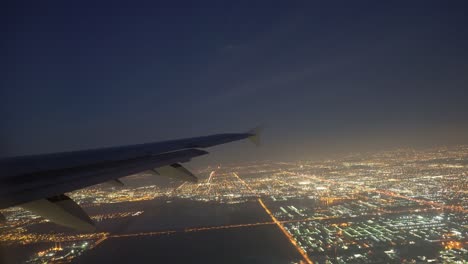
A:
[20,194,95,232]
[154,163,198,183]
[105,178,125,187]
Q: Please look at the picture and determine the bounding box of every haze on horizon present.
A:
[2,1,468,162]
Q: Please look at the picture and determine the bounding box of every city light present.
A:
[0,145,467,263]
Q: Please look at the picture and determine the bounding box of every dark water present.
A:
[0,243,51,264]
[88,198,273,233]
[76,199,302,263]
[77,226,301,264]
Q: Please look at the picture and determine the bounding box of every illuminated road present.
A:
[109,221,276,239]
[173,182,187,192]
[91,233,109,249]
[106,172,316,264]
[233,171,313,264]
[258,198,314,264]
[207,170,215,194]
[232,172,256,194]
[105,216,339,240]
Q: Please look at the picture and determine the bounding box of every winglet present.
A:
[247,126,262,147]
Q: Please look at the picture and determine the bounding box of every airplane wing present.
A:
[0,128,261,231]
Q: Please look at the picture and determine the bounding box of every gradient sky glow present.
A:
[2,1,468,161]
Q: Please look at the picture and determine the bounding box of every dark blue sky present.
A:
[2,1,468,161]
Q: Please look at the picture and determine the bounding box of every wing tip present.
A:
[247,126,263,147]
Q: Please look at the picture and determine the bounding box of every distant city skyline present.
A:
[1,145,466,263]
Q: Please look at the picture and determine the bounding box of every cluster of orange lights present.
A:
[36,242,63,257]
[442,241,463,250]
[332,223,349,228]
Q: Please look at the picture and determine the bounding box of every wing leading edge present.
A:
[0,129,260,230]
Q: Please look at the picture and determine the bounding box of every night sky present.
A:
[2,1,468,162]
